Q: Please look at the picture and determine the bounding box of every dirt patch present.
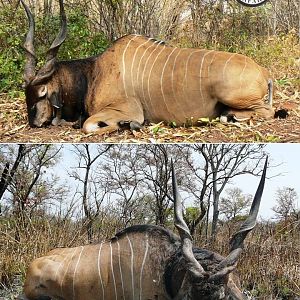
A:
[1,90,300,143]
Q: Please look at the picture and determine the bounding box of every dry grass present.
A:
[0,214,120,289]
[208,220,300,299]
[0,217,84,288]
[0,215,299,299]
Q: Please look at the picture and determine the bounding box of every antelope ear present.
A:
[38,85,47,98]
[49,91,62,109]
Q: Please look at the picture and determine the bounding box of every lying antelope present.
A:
[18,159,267,300]
[21,0,274,135]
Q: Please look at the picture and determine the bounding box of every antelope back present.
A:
[24,225,180,300]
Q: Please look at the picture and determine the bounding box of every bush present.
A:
[0,5,109,95]
[0,8,26,97]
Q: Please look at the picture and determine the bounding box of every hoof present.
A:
[72,120,83,129]
[130,121,143,131]
[118,120,143,131]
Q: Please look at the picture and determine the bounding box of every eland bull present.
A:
[21,0,274,135]
[18,159,267,300]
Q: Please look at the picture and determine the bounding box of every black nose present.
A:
[28,105,37,127]
[31,120,52,128]
[28,118,37,128]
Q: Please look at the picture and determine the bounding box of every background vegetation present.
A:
[0,144,299,299]
[0,0,299,96]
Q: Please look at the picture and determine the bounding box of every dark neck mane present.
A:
[113,224,179,243]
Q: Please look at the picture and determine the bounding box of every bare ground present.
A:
[0,87,299,143]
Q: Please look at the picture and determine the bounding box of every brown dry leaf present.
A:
[1,86,300,143]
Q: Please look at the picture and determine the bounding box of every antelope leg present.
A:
[83,115,120,135]
[83,110,143,135]
[221,104,274,121]
[83,96,145,134]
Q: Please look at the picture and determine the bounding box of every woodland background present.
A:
[0,0,299,142]
[0,1,299,298]
[0,0,299,96]
[0,144,299,299]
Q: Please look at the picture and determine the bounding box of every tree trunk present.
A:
[211,193,220,240]
[0,144,26,201]
[189,201,206,236]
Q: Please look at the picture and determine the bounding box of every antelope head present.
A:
[171,158,267,300]
[21,0,67,127]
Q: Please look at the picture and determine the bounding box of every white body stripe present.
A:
[160,48,177,117]
[184,50,202,92]
[147,45,166,116]
[54,249,66,282]
[136,41,158,85]
[207,51,217,81]
[239,57,247,94]
[136,41,159,116]
[222,53,236,82]
[73,246,84,300]
[253,68,263,90]
[122,35,139,98]
[97,242,105,300]
[126,234,135,300]
[199,50,214,102]
[131,38,154,96]
[141,42,164,115]
[117,239,125,300]
[171,48,187,118]
[110,242,118,300]
[61,248,77,295]
[139,234,149,300]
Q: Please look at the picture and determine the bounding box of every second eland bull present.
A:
[18,159,268,300]
[21,0,274,135]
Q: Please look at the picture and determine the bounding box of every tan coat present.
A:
[83,35,274,134]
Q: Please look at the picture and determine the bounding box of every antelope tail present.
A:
[268,79,273,107]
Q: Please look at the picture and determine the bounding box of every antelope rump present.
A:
[21,0,274,135]
[18,159,268,300]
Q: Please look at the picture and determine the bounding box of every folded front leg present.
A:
[82,109,144,135]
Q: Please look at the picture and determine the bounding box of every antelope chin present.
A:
[33,119,51,128]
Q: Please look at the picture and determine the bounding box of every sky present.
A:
[230,144,300,219]
[57,143,300,221]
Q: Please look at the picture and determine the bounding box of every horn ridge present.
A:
[229,156,268,252]
[30,0,67,85]
[211,156,268,281]
[46,0,67,61]
[20,0,37,84]
[171,159,206,278]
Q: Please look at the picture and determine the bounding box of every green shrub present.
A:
[0,8,26,96]
[0,6,109,95]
